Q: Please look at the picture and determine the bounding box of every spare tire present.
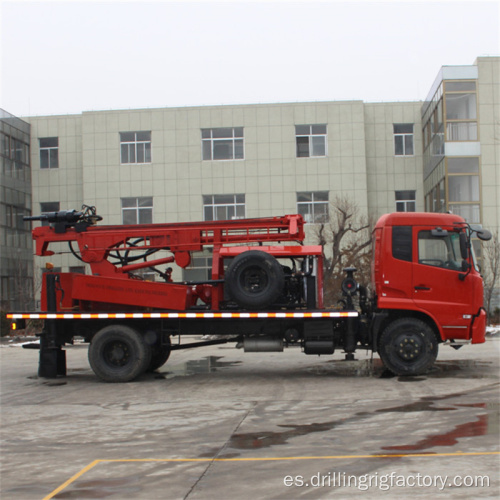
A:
[225,250,285,309]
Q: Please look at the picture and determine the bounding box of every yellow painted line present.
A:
[105,451,500,461]
[43,451,499,499]
[42,460,100,500]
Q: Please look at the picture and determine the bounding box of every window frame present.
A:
[202,194,246,221]
[436,157,482,224]
[39,137,59,169]
[295,125,327,158]
[443,81,478,143]
[120,131,152,164]
[296,191,329,223]
[393,124,414,156]
[121,197,153,225]
[395,190,416,212]
[183,250,213,282]
[201,127,244,161]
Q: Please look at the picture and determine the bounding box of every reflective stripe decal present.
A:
[8,311,358,320]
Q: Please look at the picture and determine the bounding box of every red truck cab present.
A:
[372,212,488,346]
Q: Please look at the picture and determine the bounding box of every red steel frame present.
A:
[33,214,325,311]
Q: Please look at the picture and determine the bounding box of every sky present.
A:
[1,0,499,117]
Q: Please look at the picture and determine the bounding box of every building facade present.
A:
[1,56,498,309]
[27,99,423,279]
[422,57,500,261]
[0,109,33,310]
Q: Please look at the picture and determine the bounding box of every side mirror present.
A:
[459,232,469,260]
[476,229,492,241]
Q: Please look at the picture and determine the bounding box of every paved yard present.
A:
[1,335,499,499]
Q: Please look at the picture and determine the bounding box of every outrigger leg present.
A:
[38,273,66,378]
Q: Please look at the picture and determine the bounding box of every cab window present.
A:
[418,231,462,271]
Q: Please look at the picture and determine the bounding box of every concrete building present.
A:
[0,110,33,311]
[1,56,498,309]
[422,57,500,236]
[27,99,421,280]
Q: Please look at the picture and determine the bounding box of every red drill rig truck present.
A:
[8,206,491,382]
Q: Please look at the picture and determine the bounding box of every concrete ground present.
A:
[1,335,499,499]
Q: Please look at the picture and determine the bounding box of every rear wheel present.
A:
[88,325,151,382]
[225,250,285,309]
[378,318,438,376]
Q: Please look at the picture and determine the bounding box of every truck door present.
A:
[412,227,472,339]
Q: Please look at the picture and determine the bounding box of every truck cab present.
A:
[372,212,490,374]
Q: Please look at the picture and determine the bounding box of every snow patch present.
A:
[486,325,500,336]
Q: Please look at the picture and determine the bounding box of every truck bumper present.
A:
[471,308,487,344]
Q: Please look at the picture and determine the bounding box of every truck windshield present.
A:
[418,230,462,271]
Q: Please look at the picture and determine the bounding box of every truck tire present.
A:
[147,337,171,372]
[378,318,438,376]
[225,250,285,309]
[88,325,152,382]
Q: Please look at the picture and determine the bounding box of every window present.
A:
[0,133,10,158]
[395,190,416,212]
[3,204,29,230]
[447,157,480,223]
[425,179,446,213]
[445,82,478,141]
[201,128,244,161]
[448,204,480,224]
[13,139,28,169]
[1,133,30,178]
[446,82,476,92]
[445,93,477,120]
[120,132,151,164]
[183,251,213,282]
[392,226,412,262]
[393,124,414,156]
[418,230,463,271]
[203,194,245,221]
[121,197,153,224]
[40,202,60,227]
[448,176,479,203]
[448,157,479,174]
[295,125,327,158]
[39,137,59,168]
[297,192,329,223]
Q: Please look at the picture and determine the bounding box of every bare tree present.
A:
[311,195,373,307]
[483,231,500,325]
[12,258,35,311]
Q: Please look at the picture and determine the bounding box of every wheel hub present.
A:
[104,341,130,367]
[395,334,423,361]
[241,267,268,292]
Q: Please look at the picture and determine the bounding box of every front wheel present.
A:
[378,318,438,376]
[88,325,152,382]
